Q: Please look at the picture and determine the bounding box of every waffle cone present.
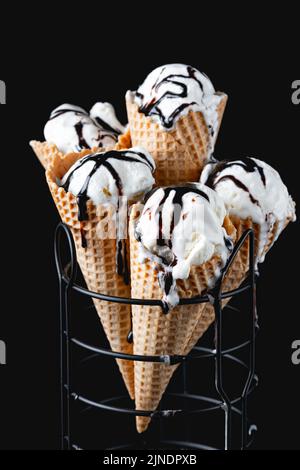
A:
[46,149,134,399]
[129,205,236,433]
[30,129,132,169]
[126,95,227,186]
[30,140,63,169]
[186,214,292,353]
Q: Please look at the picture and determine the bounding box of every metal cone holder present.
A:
[54,222,258,451]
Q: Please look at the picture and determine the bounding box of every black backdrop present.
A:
[0,12,299,451]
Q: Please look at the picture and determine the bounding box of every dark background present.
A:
[0,11,299,451]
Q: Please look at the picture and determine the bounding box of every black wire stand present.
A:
[54,222,258,451]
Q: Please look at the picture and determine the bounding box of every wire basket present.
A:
[54,222,258,450]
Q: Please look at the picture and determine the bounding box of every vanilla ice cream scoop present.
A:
[44,102,125,153]
[61,146,155,218]
[61,146,155,282]
[201,157,296,263]
[135,183,234,311]
[127,63,225,153]
[90,102,126,135]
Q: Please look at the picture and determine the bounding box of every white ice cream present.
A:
[201,157,296,263]
[60,146,156,209]
[44,102,124,154]
[127,63,226,155]
[90,102,126,135]
[135,183,234,311]
[60,146,155,282]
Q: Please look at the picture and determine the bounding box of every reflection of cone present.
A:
[126,96,227,186]
[30,129,132,169]
[129,205,236,433]
[186,215,292,352]
[46,149,134,399]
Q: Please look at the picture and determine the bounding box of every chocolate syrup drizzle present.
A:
[136,66,206,129]
[127,330,133,343]
[137,184,211,313]
[93,116,122,138]
[127,309,134,343]
[205,158,266,207]
[62,150,154,284]
[74,122,90,150]
[49,107,121,151]
[49,107,89,120]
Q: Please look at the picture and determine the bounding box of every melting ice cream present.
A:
[201,157,296,263]
[134,183,234,311]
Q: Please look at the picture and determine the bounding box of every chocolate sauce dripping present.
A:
[138,66,207,129]
[93,116,121,137]
[158,209,164,246]
[243,158,266,186]
[158,269,177,315]
[99,160,130,284]
[74,121,90,150]
[204,160,229,187]
[157,269,174,314]
[187,65,205,90]
[127,330,133,343]
[205,158,265,207]
[144,183,209,204]
[62,150,154,219]
[149,102,197,129]
[80,225,87,249]
[163,271,173,296]
[50,107,91,151]
[145,184,210,314]
[145,184,209,251]
[50,107,120,149]
[206,158,266,188]
[224,235,233,251]
[127,311,134,343]
[126,149,155,172]
[49,108,88,120]
[62,150,153,282]
[217,175,260,206]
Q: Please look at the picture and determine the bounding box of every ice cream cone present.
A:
[115,129,132,150]
[186,214,292,353]
[30,129,131,169]
[30,140,62,170]
[46,149,134,399]
[126,96,227,186]
[129,204,236,433]
[192,157,296,353]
